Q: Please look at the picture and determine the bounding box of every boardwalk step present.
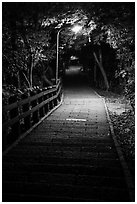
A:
[3,172,127,188]
[3,163,124,177]
[20,137,113,144]
[3,181,130,202]
[6,148,118,160]
[11,143,117,152]
[2,193,105,202]
[3,156,121,167]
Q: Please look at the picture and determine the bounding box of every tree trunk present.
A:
[42,74,53,86]
[20,27,33,89]
[17,71,21,89]
[93,51,109,91]
[10,13,17,51]
[94,61,97,86]
[29,55,34,89]
[40,61,54,87]
[22,72,31,88]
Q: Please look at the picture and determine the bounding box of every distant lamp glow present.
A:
[56,24,83,84]
[71,25,82,34]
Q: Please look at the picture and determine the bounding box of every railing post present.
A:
[29,92,33,128]
[3,110,10,150]
[42,93,45,116]
[18,93,23,135]
[36,95,40,121]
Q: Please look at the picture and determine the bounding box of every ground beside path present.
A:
[3,66,132,201]
[95,88,135,182]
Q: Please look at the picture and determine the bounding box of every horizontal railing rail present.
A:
[2,80,62,151]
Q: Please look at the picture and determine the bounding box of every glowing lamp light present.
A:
[71,25,82,34]
[56,24,82,84]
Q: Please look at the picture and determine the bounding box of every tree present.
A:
[2,2,135,109]
[3,3,57,90]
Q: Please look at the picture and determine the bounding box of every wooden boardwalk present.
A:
[2,67,134,201]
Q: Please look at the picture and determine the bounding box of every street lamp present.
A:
[56,25,82,84]
[71,25,83,34]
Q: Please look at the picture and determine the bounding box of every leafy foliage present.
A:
[2,2,135,110]
[96,88,135,178]
[111,111,135,159]
[3,3,58,91]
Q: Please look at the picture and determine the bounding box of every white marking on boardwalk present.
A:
[66,118,86,122]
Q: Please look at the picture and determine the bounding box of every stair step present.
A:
[3,162,124,177]
[3,181,130,202]
[5,150,118,160]
[12,143,117,152]
[3,156,121,167]
[2,193,105,202]
[3,171,127,188]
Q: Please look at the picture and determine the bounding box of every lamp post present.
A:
[56,28,64,85]
[56,25,82,84]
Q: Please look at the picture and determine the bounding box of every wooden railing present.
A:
[2,80,62,151]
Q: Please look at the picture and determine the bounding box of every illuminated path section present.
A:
[3,66,132,201]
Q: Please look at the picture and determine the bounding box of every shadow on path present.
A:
[63,66,90,88]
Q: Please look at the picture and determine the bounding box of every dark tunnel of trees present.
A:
[2,2,135,111]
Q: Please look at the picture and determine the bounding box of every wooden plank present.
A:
[3,102,18,112]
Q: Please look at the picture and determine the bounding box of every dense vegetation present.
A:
[3,2,135,111]
[95,89,135,178]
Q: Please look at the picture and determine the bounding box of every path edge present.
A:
[3,93,64,157]
[93,89,135,202]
